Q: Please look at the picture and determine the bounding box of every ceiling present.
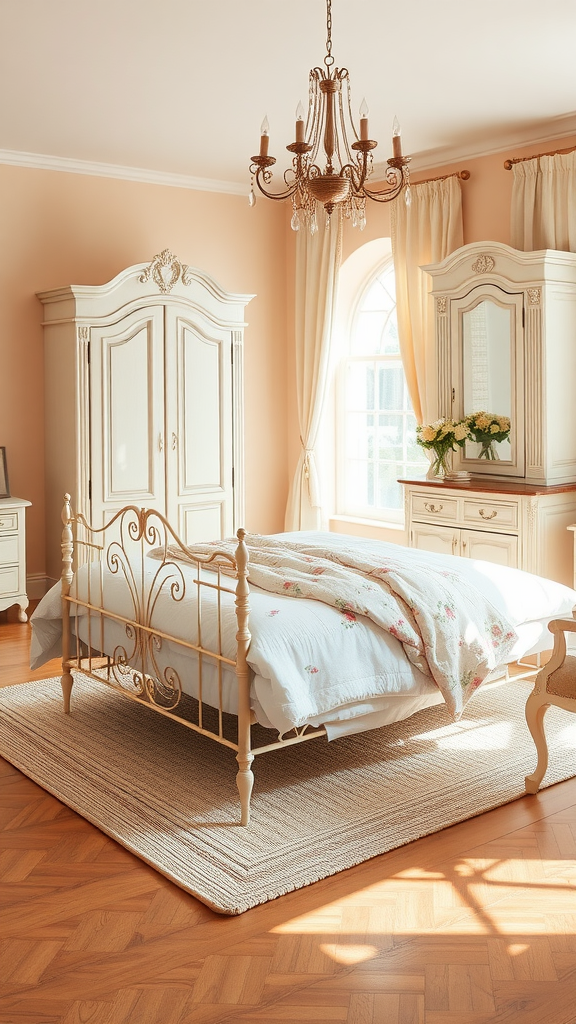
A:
[1,0,576,192]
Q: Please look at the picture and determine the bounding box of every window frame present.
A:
[335,256,427,524]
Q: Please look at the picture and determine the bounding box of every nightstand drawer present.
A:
[411,493,458,522]
[0,514,17,533]
[462,500,518,530]
[0,565,19,597]
[0,535,19,566]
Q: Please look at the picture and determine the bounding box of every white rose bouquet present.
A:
[466,412,511,460]
[416,417,470,477]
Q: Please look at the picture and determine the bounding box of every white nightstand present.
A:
[0,497,32,622]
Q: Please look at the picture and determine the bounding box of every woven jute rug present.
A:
[1,673,575,914]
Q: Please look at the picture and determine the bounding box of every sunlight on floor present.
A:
[319,943,379,964]
[271,856,576,939]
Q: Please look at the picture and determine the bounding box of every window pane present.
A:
[377,463,403,511]
[379,366,404,411]
[361,277,395,313]
[352,311,386,355]
[382,315,400,355]
[346,361,374,409]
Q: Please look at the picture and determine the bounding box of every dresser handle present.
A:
[158,434,164,452]
[172,432,178,450]
[424,502,443,513]
[479,509,497,520]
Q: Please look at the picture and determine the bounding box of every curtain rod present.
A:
[412,169,470,185]
[504,144,576,169]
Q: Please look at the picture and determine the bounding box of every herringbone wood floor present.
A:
[1,605,575,1024]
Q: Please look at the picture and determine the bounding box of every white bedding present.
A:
[30,531,576,738]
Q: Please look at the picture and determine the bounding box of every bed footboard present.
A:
[59,494,256,824]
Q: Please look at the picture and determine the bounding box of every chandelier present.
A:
[249,0,411,233]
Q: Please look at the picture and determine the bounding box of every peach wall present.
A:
[0,165,288,580]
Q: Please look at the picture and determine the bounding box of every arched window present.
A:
[336,257,428,522]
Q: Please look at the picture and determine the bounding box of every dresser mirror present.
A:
[461,298,512,462]
[449,283,523,477]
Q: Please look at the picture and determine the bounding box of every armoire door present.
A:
[164,305,234,542]
[89,306,166,526]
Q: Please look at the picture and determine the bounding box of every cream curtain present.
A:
[511,151,576,252]
[285,210,343,531]
[391,176,463,425]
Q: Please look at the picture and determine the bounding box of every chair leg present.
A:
[524,692,550,794]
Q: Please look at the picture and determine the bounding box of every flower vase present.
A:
[427,449,451,479]
[479,440,499,460]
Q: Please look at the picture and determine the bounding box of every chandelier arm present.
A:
[340,153,370,192]
[361,167,410,203]
[251,166,299,203]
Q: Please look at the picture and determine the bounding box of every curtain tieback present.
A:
[300,437,314,479]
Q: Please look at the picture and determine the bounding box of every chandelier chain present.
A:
[324,0,334,67]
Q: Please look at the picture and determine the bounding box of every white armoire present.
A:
[401,243,576,587]
[39,250,254,582]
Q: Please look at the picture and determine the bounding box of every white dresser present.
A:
[0,497,31,622]
[401,478,576,588]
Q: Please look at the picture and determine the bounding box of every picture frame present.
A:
[0,447,10,498]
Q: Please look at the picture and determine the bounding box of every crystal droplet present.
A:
[248,189,256,208]
[291,210,300,231]
[358,213,366,231]
[405,186,412,207]
[310,213,318,235]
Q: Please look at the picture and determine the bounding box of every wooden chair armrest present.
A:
[549,617,576,636]
[541,617,576,677]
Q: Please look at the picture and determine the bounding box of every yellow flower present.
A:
[454,422,469,441]
[420,425,437,442]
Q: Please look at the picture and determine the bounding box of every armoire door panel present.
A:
[180,327,222,489]
[90,307,165,525]
[164,307,233,538]
[179,503,225,544]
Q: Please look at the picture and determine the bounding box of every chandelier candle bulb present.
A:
[392,117,402,158]
[295,102,305,144]
[359,98,369,141]
[259,116,270,157]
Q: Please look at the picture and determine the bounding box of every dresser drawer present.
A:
[0,513,17,533]
[0,565,19,597]
[411,493,458,522]
[0,534,18,566]
[462,500,518,530]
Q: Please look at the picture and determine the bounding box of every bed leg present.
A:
[524,692,550,794]
[61,669,74,715]
[236,753,255,826]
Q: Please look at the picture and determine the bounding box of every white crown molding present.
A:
[0,149,248,196]
[2,111,576,196]
[373,112,576,179]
